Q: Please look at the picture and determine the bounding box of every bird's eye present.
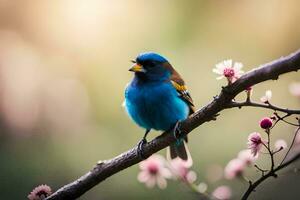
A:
[146,60,157,68]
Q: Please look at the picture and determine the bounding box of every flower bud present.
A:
[259,117,273,129]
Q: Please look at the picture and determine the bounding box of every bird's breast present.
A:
[125,81,189,131]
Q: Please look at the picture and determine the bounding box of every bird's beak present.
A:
[129,64,146,73]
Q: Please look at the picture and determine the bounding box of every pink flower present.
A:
[28,185,52,200]
[238,149,258,166]
[169,158,197,183]
[289,82,300,97]
[260,90,272,103]
[213,59,244,83]
[274,139,287,151]
[247,132,264,156]
[138,154,172,189]
[224,158,245,179]
[259,117,273,129]
[212,185,232,200]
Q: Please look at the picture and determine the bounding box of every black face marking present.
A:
[136,59,161,70]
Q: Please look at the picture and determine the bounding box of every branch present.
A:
[240,113,300,199]
[280,127,300,165]
[46,49,300,200]
[241,151,300,200]
[226,101,300,115]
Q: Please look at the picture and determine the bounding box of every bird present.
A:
[124,52,195,160]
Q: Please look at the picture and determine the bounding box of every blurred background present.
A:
[0,0,299,199]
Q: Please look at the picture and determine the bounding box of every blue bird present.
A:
[124,52,195,160]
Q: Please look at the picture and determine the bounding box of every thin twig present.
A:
[254,164,268,176]
[226,101,300,115]
[271,113,290,129]
[262,138,275,171]
[280,127,300,165]
[272,147,283,155]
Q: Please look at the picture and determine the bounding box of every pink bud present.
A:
[259,117,273,129]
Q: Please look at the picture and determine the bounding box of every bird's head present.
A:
[129,52,173,81]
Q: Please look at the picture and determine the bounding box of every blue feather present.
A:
[136,52,168,63]
[125,78,189,131]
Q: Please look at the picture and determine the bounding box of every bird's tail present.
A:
[168,139,190,161]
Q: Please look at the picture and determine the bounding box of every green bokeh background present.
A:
[0,0,300,199]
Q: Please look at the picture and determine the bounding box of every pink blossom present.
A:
[238,149,258,166]
[224,158,245,179]
[259,117,273,129]
[138,154,172,189]
[28,185,52,200]
[169,158,197,183]
[247,132,264,156]
[212,185,232,200]
[274,139,287,151]
[213,59,244,83]
[260,90,272,103]
[289,82,300,97]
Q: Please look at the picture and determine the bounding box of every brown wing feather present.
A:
[163,63,195,114]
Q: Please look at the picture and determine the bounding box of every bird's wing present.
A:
[170,72,195,114]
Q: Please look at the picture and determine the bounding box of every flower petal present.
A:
[213,68,223,75]
[274,139,287,150]
[137,171,150,183]
[156,176,167,189]
[160,168,172,179]
[216,63,226,71]
[145,176,156,188]
[216,76,224,80]
[233,62,243,71]
[223,59,232,68]
[212,185,232,200]
[265,90,272,99]
[186,171,197,183]
[289,82,300,97]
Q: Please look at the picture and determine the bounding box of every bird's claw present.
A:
[210,113,220,121]
[173,121,183,140]
[137,138,148,159]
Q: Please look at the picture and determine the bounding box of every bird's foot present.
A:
[137,138,148,160]
[173,121,184,145]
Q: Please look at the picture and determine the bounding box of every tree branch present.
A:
[46,49,300,200]
[226,101,300,115]
[241,151,300,200]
